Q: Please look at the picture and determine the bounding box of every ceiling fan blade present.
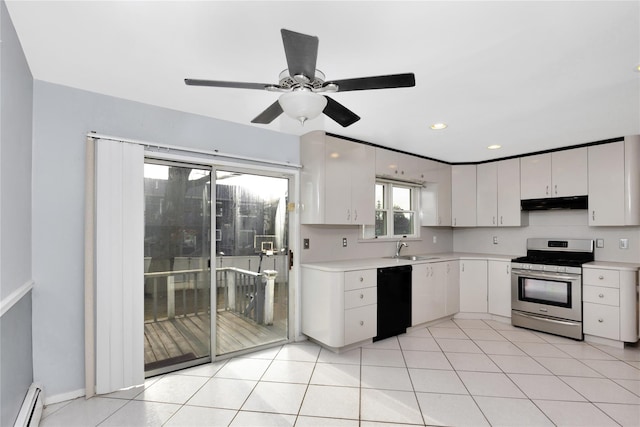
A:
[326,73,416,92]
[323,96,360,127]
[281,29,318,81]
[185,78,272,90]
[251,100,283,124]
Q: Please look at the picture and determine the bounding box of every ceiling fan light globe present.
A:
[278,91,327,125]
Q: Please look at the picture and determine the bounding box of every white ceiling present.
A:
[6,1,640,163]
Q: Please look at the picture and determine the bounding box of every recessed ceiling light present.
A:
[430,123,447,130]
[636,64,640,72]
[487,144,502,150]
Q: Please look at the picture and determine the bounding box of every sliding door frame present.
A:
[144,151,301,363]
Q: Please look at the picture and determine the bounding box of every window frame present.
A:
[363,179,420,240]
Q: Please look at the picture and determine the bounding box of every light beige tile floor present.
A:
[40,319,640,426]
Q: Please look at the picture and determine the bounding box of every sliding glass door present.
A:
[142,161,291,373]
[143,162,212,375]
[214,169,290,356]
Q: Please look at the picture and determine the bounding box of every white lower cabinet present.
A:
[488,260,511,317]
[582,266,638,343]
[459,260,488,312]
[412,263,445,325]
[445,260,460,316]
[301,267,377,348]
[412,261,460,326]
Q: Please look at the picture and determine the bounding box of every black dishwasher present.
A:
[374,265,412,341]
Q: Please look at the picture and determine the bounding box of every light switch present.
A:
[596,239,604,248]
[303,238,310,249]
[619,238,629,249]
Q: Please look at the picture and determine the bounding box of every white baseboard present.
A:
[43,388,85,406]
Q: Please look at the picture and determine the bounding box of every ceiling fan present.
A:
[185,29,416,127]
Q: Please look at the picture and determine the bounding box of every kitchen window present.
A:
[363,180,419,239]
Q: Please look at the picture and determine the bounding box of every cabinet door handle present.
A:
[598,318,604,323]
[347,209,351,221]
[507,265,510,274]
[360,321,364,326]
[360,277,364,282]
[598,293,604,298]
[500,216,503,225]
[592,211,596,221]
[599,275,604,280]
[493,216,496,225]
[360,294,364,299]
[554,184,558,195]
[454,218,457,226]
[546,185,549,195]
[462,263,465,272]
[354,209,358,221]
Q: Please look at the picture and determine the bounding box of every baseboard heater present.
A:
[14,384,43,427]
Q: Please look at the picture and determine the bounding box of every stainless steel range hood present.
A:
[520,195,588,211]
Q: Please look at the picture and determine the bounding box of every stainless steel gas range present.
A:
[511,238,594,340]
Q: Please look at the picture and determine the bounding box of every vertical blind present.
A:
[91,138,144,394]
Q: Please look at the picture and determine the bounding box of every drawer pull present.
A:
[598,318,604,323]
[360,294,364,299]
[360,277,364,282]
[598,293,604,298]
[360,321,364,326]
[599,275,604,280]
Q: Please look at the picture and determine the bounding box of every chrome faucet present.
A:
[395,240,408,258]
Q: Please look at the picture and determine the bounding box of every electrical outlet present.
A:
[433,235,437,244]
[620,238,629,249]
[596,239,604,248]
[493,236,498,245]
[342,237,348,247]
[303,238,310,249]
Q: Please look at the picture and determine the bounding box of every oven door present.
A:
[511,268,582,322]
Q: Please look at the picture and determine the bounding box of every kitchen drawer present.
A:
[583,302,620,340]
[583,268,620,288]
[583,285,620,307]
[344,269,377,291]
[344,304,377,344]
[344,287,377,309]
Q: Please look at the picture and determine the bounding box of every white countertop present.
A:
[584,261,640,271]
[301,252,515,272]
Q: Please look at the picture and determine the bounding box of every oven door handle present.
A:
[514,311,580,327]
[511,269,580,282]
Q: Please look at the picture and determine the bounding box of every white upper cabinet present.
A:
[498,158,523,226]
[520,153,551,199]
[551,148,588,197]
[421,162,452,227]
[520,148,587,199]
[300,131,375,225]
[375,148,428,183]
[451,165,477,227]
[476,162,498,226]
[375,148,400,178]
[588,136,640,226]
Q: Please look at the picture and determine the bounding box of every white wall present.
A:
[31,80,299,400]
[0,0,34,424]
[453,209,640,263]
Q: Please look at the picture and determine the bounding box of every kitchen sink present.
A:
[385,255,440,261]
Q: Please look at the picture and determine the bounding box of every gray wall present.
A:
[300,225,454,263]
[0,0,34,425]
[453,210,640,262]
[31,80,299,400]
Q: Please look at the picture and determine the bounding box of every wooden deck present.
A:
[144,311,286,372]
